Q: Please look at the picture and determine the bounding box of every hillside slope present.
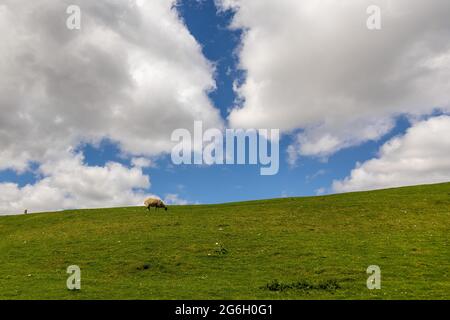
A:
[0,183,449,299]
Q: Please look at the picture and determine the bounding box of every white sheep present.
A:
[144,198,168,211]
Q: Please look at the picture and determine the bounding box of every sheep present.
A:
[144,198,168,211]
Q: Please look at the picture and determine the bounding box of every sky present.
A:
[0,0,449,214]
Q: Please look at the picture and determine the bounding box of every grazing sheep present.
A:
[144,198,168,211]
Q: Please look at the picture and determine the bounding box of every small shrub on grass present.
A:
[214,242,228,255]
[262,279,341,292]
[264,279,289,291]
[317,279,341,290]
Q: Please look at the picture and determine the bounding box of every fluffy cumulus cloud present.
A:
[0,0,222,171]
[217,0,450,159]
[0,152,150,214]
[0,0,221,213]
[333,116,450,192]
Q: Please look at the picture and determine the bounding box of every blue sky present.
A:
[1,0,449,213]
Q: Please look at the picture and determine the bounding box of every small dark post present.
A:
[24,209,28,215]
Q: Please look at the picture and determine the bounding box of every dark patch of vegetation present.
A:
[262,279,341,292]
[136,263,151,271]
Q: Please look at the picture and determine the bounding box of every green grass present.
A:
[0,183,449,300]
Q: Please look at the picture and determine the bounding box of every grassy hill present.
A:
[0,183,449,300]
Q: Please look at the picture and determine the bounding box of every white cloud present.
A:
[0,0,222,172]
[163,193,190,205]
[0,152,150,215]
[288,118,395,161]
[217,0,450,159]
[131,157,155,169]
[306,169,327,183]
[333,115,450,193]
